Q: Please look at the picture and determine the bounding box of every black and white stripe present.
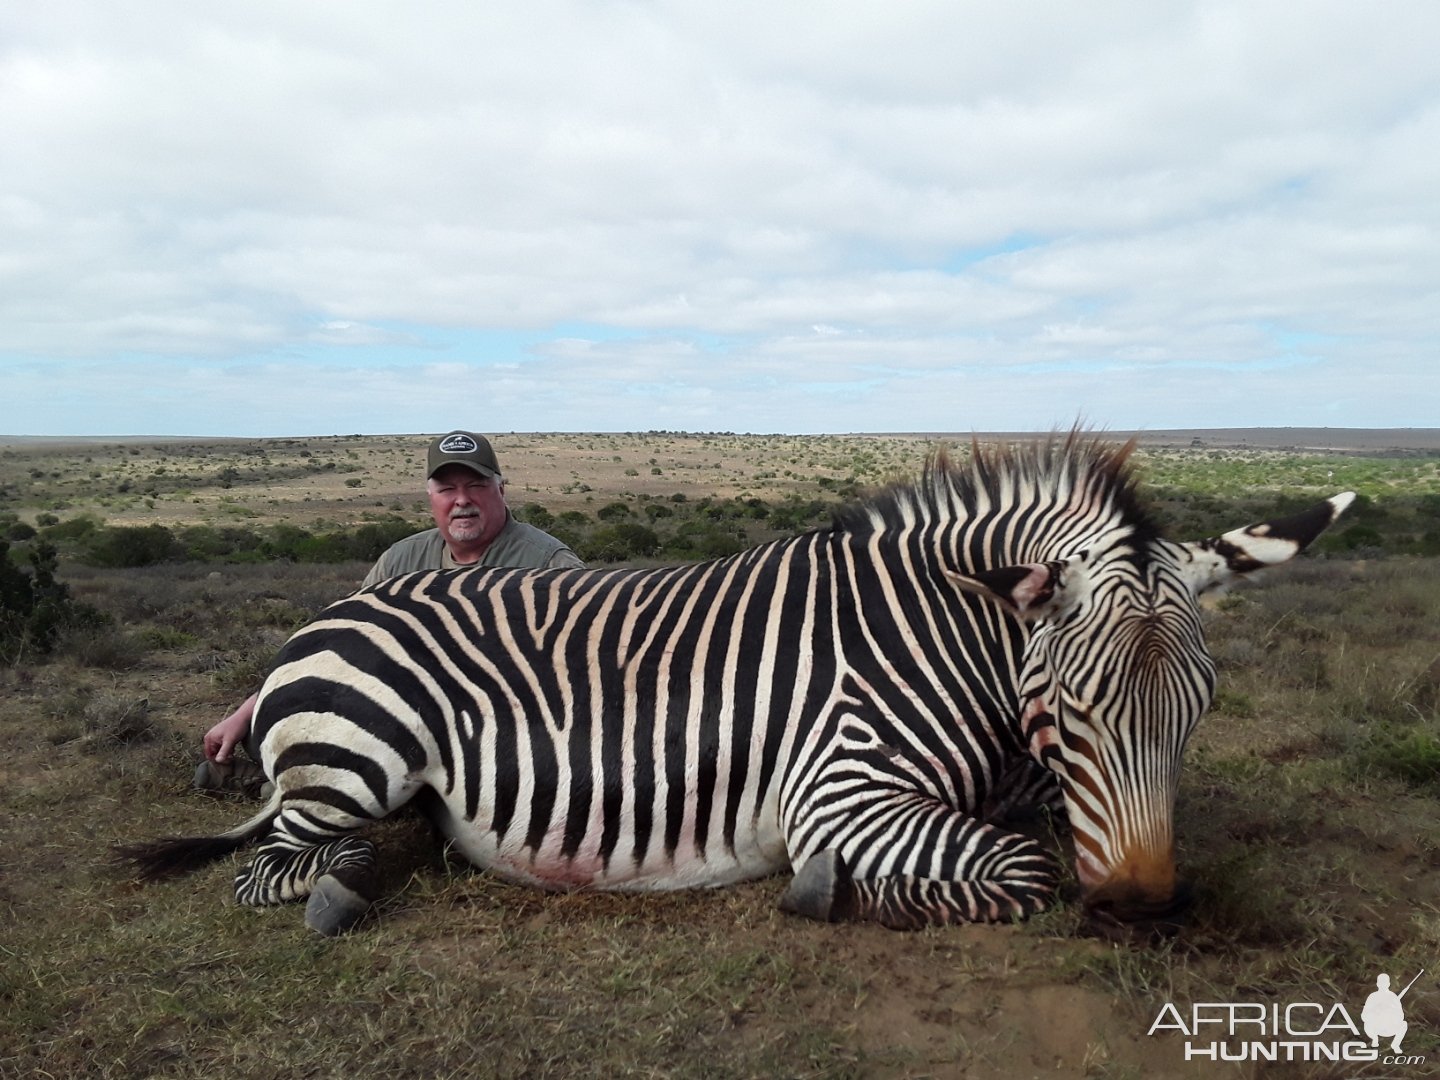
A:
[124,434,1352,934]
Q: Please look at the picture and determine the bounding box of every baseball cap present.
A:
[427,431,501,479]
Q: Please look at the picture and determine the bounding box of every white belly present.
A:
[430,797,791,892]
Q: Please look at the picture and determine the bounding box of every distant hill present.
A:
[869,428,1440,453]
[4,428,1439,453]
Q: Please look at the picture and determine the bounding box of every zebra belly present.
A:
[428,797,791,892]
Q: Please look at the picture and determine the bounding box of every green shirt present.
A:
[360,516,583,588]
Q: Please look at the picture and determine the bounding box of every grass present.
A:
[2,433,1439,1076]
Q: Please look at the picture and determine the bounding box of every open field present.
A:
[3,429,1438,533]
[2,432,1439,1078]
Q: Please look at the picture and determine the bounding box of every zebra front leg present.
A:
[980,756,1066,826]
[780,790,1059,930]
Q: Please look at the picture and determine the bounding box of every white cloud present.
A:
[1,1,1438,433]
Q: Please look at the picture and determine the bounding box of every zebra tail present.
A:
[115,790,282,883]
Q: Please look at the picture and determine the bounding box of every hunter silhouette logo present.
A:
[1363,969,1424,1054]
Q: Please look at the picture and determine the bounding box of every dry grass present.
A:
[0,432,942,532]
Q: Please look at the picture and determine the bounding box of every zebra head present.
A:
[950,491,1354,934]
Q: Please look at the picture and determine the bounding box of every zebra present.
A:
[121,434,1352,936]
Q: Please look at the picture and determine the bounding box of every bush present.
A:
[179,525,266,561]
[1323,524,1384,553]
[84,525,181,568]
[581,523,660,563]
[42,514,103,542]
[663,522,745,560]
[347,519,421,562]
[597,502,634,523]
[261,518,419,564]
[767,498,833,533]
[0,539,107,662]
[60,625,146,670]
[82,693,158,744]
[548,526,584,554]
[515,505,555,530]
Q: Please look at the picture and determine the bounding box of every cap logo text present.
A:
[439,434,478,455]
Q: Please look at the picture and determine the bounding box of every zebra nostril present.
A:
[1083,879,1193,941]
[1168,879,1195,917]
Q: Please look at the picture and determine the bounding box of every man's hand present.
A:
[204,693,258,762]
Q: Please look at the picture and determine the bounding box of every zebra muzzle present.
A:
[1082,879,1194,942]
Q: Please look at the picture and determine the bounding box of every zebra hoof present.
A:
[304,873,372,936]
[778,850,855,923]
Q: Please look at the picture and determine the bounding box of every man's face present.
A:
[428,464,508,552]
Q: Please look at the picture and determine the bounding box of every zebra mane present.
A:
[831,429,1163,551]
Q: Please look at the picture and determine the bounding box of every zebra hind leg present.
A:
[233,808,382,936]
[230,726,433,933]
[305,843,380,937]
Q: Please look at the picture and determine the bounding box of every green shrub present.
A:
[179,525,266,560]
[0,539,107,662]
[41,513,103,542]
[768,498,833,533]
[515,505,555,530]
[138,625,200,650]
[84,524,180,568]
[1323,524,1384,552]
[663,522,745,560]
[261,518,418,564]
[581,523,660,563]
[347,519,421,562]
[597,502,634,523]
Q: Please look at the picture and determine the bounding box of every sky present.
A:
[2,1,1438,437]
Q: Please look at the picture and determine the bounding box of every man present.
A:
[197,430,583,791]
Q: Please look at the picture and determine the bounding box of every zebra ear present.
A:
[945,556,1087,621]
[1180,491,1355,594]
